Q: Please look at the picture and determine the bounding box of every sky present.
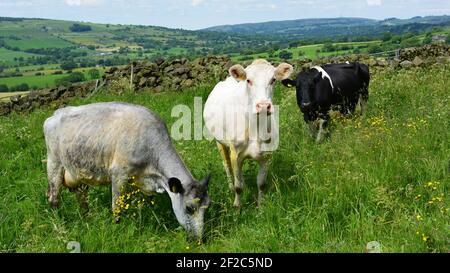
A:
[0,0,449,30]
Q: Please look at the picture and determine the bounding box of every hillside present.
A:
[1,16,449,94]
[203,16,450,38]
[0,17,268,59]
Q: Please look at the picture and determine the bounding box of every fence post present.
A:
[130,63,134,92]
[395,49,400,60]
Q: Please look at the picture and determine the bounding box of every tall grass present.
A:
[0,66,448,253]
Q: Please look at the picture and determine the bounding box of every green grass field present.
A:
[0,48,43,66]
[0,66,448,253]
[232,41,382,62]
[0,68,105,89]
[0,73,67,89]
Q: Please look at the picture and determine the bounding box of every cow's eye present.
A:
[247,79,252,86]
[270,78,276,85]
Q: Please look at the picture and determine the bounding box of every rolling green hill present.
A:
[1,16,449,93]
[203,16,450,39]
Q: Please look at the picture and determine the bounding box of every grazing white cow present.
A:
[203,59,293,207]
[44,102,211,240]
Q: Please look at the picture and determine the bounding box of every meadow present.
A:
[0,66,448,253]
[230,41,387,63]
[0,68,106,90]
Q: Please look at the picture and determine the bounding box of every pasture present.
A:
[232,41,382,61]
[0,68,105,90]
[0,48,43,66]
[0,66,448,253]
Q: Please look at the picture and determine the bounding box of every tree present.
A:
[60,61,78,71]
[368,44,382,54]
[278,50,293,60]
[9,83,29,91]
[422,35,433,45]
[88,68,100,80]
[69,23,92,32]
[322,43,334,52]
[0,84,9,92]
[381,32,393,42]
[55,72,86,87]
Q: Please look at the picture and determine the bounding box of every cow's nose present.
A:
[256,103,273,114]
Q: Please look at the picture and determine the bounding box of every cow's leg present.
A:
[46,158,64,209]
[316,118,329,143]
[359,89,369,115]
[74,185,89,212]
[308,120,318,139]
[217,142,233,190]
[257,159,269,206]
[229,146,244,208]
[111,169,128,222]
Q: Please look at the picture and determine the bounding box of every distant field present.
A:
[0,73,68,89]
[3,64,61,73]
[0,48,42,66]
[3,34,73,50]
[0,68,105,89]
[232,40,382,62]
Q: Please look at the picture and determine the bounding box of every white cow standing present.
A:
[203,59,293,207]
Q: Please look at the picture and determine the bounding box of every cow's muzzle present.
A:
[301,102,312,111]
[256,102,273,115]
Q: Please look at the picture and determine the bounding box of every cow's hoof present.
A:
[114,216,121,223]
[49,199,59,209]
[257,195,265,208]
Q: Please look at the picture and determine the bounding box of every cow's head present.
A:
[229,60,293,115]
[282,70,322,112]
[168,175,211,242]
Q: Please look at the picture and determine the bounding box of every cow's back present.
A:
[44,102,169,181]
[323,62,370,96]
[204,78,249,144]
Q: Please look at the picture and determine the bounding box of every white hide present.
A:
[312,66,334,91]
[203,60,292,159]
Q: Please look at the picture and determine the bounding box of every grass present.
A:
[0,66,448,253]
[0,48,43,66]
[0,69,105,89]
[232,41,381,62]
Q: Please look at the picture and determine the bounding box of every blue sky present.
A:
[0,0,449,29]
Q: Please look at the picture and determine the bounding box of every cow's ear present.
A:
[169,178,184,194]
[229,65,247,81]
[282,79,295,88]
[275,63,294,81]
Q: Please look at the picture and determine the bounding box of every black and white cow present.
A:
[282,62,370,142]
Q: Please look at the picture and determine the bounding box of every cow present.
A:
[44,102,211,240]
[203,59,293,207]
[282,62,370,142]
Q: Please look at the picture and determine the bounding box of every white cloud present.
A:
[191,0,204,7]
[65,0,103,6]
[366,0,382,6]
